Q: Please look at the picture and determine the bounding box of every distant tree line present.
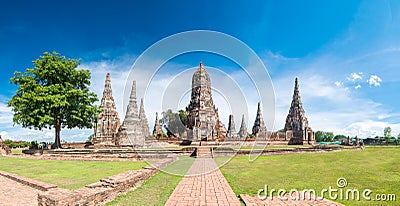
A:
[378,126,399,144]
[315,126,400,145]
[2,139,31,148]
[314,131,347,142]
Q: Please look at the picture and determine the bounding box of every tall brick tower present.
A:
[185,62,226,141]
[252,102,268,139]
[116,81,145,146]
[92,73,120,145]
[284,78,315,144]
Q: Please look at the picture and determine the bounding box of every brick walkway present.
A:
[0,175,39,206]
[165,157,241,206]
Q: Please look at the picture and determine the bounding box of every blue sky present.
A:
[1,0,399,142]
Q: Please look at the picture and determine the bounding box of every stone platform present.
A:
[0,175,40,206]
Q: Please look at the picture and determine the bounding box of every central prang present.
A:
[185,62,227,141]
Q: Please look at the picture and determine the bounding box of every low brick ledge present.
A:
[0,170,57,191]
[37,157,177,206]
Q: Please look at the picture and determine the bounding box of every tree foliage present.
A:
[334,134,347,141]
[160,109,187,137]
[384,127,392,138]
[86,134,94,143]
[178,109,188,125]
[8,52,100,148]
[315,131,336,142]
[3,139,31,148]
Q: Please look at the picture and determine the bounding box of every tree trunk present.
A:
[54,118,62,148]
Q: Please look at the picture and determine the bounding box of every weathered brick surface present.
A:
[0,175,40,206]
[0,135,11,155]
[37,157,176,206]
[165,158,241,206]
[0,157,175,206]
[0,170,57,191]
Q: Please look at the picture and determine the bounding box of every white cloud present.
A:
[0,131,8,139]
[367,75,382,87]
[0,102,14,138]
[258,3,400,138]
[268,64,393,138]
[340,121,400,138]
[0,102,11,113]
[347,72,363,82]
[334,81,343,87]
[265,51,299,62]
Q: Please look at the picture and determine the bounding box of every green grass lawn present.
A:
[108,156,195,206]
[220,147,400,205]
[11,149,23,154]
[230,145,312,150]
[0,156,147,190]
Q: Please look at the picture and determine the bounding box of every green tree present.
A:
[8,52,100,148]
[315,131,325,142]
[315,131,336,142]
[178,109,188,125]
[334,134,347,141]
[325,132,334,142]
[86,134,94,143]
[161,109,187,137]
[384,127,392,138]
[383,127,392,144]
[3,139,13,148]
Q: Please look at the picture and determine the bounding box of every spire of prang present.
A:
[139,98,150,137]
[153,112,165,137]
[238,114,248,139]
[93,73,120,145]
[125,80,139,120]
[252,102,267,139]
[284,77,308,131]
[226,114,237,138]
[102,73,114,101]
[131,80,137,100]
[292,77,302,104]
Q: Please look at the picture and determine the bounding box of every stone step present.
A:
[196,147,212,157]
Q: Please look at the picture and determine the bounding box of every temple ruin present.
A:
[91,65,314,146]
[185,62,227,141]
[238,115,248,139]
[115,81,147,146]
[284,78,315,144]
[92,73,121,145]
[92,74,150,147]
[0,135,11,155]
[252,102,268,139]
[139,98,151,137]
[153,112,166,137]
[226,115,238,139]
